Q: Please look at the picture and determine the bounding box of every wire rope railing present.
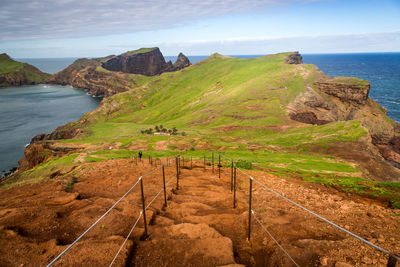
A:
[109,171,178,266]
[47,156,181,267]
[217,152,400,266]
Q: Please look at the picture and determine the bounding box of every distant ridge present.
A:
[0,53,50,87]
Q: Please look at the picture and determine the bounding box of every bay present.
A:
[0,85,101,173]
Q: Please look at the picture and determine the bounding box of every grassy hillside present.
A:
[6,52,400,206]
[0,53,50,86]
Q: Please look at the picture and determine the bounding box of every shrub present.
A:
[236,159,252,170]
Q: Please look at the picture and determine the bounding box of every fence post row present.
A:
[140,177,148,238]
[248,176,253,241]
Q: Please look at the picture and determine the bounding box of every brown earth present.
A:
[0,159,399,266]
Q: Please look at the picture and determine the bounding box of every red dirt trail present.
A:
[0,159,399,266]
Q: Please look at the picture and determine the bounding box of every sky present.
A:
[0,0,399,58]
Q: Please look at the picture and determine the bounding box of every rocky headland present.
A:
[48,48,191,96]
[1,51,399,266]
[0,53,50,87]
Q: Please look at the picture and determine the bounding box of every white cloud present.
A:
[0,0,328,41]
[153,31,400,55]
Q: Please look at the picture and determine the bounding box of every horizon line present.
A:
[13,51,400,59]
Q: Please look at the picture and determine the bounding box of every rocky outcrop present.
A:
[48,58,137,97]
[287,69,400,169]
[315,77,370,104]
[285,51,303,64]
[173,52,192,70]
[102,48,171,76]
[101,48,191,76]
[0,53,50,87]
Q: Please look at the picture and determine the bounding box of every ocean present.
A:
[302,53,400,122]
[1,52,398,173]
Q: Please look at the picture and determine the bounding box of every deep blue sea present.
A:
[302,53,400,122]
[1,53,398,173]
[0,85,101,173]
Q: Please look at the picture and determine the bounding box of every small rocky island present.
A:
[48,48,191,96]
[0,53,50,87]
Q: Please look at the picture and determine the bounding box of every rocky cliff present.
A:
[287,70,400,169]
[173,52,192,70]
[285,51,303,64]
[102,47,171,75]
[47,58,137,97]
[0,53,50,87]
[49,48,191,96]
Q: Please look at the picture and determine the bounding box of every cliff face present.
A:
[102,47,173,75]
[0,53,50,87]
[101,48,192,76]
[49,48,191,96]
[47,58,138,96]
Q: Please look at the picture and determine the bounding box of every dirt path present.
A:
[0,160,398,266]
[130,165,400,267]
[129,167,250,266]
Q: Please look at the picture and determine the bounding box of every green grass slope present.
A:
[0,53,50,86]
[9,52,399,205]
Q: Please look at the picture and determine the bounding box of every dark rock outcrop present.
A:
[173,53,192,70]
[101,48,191,76]
[285,52,303,64]
[102,48,171,76]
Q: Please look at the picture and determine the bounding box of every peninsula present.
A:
[48,47,191,96]
[0,53,50,87]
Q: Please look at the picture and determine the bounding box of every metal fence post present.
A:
[219,153,221,177]
[162,166,167,207]
[212,152,214,173]
[387,255,399,267]
[230,160,233,192]
[176,157,179,190]
[140,177,148,238]
[179,156,181,175]
[204,154,206,171]
[248,176,253,241]
[233,167,237,208]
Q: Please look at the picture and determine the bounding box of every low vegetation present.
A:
[4,52,399,207]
